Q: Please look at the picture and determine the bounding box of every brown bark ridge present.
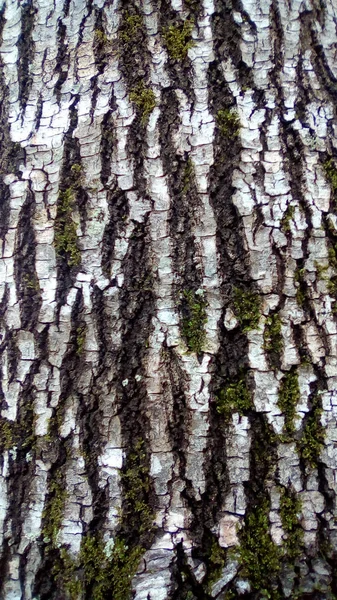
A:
[1,0,337,598]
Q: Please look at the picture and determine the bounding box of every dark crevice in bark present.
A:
[309,25,337,103]
[165,347,190,483]
[239,413,280,597]
[101,188,129,279]
[55,97,82,317]
[91,285,114,365]
[213,0,255,90]
[0,284,9,326]
[7,331,19,386]
[99,99,116,187]
[92,8,111,80]
[118,220,154,382]
[53,21,70,103]
[269,0,285,99]
[15,188,42,331]
[62,0,71,18]
[282,126,331,358]
[34,290,92,598]
[17,0,37,112]
[34,450,69,600]
[127,119,149,197]
[171,541,212,600]
[81,393,108,532]
[159,88,203,304]
[157,0,195,99]
[0,182,11,254]
[0,540,9,597]
[119,0,150,90]
[208,61,250,288]
[118,1,153,198]
[0,9,25,244]
[34,93,43,132]
[0,374,39,595]
[105,218,156,564]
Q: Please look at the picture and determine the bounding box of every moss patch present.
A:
[233,287,261,332]
[57,534,143,600]
[181,289,208,353]
[75,323,86,356]
[206,537,226,588]
[42,479,68,546]
[109,538,143,600]
[324,157,337,198]
[54,188,81,268]
[163,20,194,61]
[216,375,252,421]
[294,267,307,307]
[281,205,295,233]
[216,108,240,139]
[52,548,81,600]
[263,312,283,368]
[278,368,300,438]
[239,497,281,596]
[297,393,324,467]
[0,418,19,450]
[120,12,142,44]
[279,487,303,560]
[121,438,154,536]
[182,157,195,194]
[130,82,156,125]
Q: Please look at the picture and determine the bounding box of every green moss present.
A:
[22,273,40,292]
[0,418,18,450]
[278,368,300,438]
[281,205,295,233]
[181,289,208,353]
[294,267,306,307]
[94,29,109,46]
[75,324,86,356]
[52,549,81,600]
[78,535,143,600]
[109,538,143,600]
[297,393,324,467]
[216,108,241,139]
[42,480,68,546]
[120,12,142,44]
[324,157,337,197]
[80,534,108,599]
[163,20,194,61]
[207,537,226,588]
[233,287,261,332]
[70,163,84,186]
[263,313,283,368]
[327,276,337,298]
[279,487,303,560]
[129,82,156,125]
[216,375,252,420]
[328,245,337,269]
[314,260,329,280]
[182,157,195,194]
[121,438,154,536]
[54,188,81,268]
[239,497,281,596]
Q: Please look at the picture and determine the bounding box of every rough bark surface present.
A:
[1,0,337,598]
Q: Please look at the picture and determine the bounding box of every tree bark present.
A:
[1,0,337,598]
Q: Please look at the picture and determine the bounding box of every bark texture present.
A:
[1,0,337,598]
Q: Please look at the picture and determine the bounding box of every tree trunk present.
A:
[1,0,337,598]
